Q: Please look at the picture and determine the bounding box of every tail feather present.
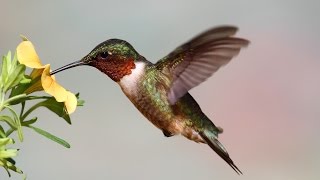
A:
[199,131,242,175]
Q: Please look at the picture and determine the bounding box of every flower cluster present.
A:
[0,37,83,178]
[17,39,77,114]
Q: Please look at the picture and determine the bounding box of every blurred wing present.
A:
[156,26,249,104]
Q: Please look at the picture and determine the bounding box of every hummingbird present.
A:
[51,26,249,174]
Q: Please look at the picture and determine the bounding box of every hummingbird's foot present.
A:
[162,130,174,137]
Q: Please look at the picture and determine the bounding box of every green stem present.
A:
[19,102,25,119]
[3,94,26,105]
[21,102,43,121]
[5,128,15,137]
[21,95,51,101]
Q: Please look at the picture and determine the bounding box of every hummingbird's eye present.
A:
[99,52,109,59]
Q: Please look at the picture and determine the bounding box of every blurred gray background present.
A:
[1,0,320,179]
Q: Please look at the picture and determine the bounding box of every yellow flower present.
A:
[16,40,77,114]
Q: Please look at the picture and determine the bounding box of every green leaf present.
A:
[21,117,37,126]
[0,126,5,138]
[0,115,16,128]
[20,97,71,124]
[5,106,23,142]
[1,54,9,85]
[0,159,23,176]
[0,149,18,159]
[77,99,85,106]
[5,51,12,74]
[4,64,26,92]
[11,51,18,67]
[6,158,16,165]
[5,129,15,137]
[15,117,23,142]
[38,98,71,124]
[0,138,14,148]
[6,51,11,66]
[75,93,85,106]
[27,125,70,148]
[7,161,23,174]
[19,75,31,84]
[9,82,32,99]
[9,74,32,98]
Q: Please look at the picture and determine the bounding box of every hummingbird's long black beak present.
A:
[50,60,88,75]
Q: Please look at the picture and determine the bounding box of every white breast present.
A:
[118,62,146,96]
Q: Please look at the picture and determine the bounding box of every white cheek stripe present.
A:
[118,62,146,95]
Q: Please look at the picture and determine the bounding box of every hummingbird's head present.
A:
[51,39,141,82]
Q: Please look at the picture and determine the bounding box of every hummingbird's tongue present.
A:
[50,60,86,75]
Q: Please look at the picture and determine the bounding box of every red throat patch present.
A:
[91,56,136,82]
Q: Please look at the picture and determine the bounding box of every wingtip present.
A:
[240,38,250,47]
[214,25,250,47]
[212,25,239,35]
[217,25,239,31]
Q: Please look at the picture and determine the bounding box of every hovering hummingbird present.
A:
[51,26,249,174]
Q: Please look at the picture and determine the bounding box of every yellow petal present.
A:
[16,39,78,114]
[17,41,44,68]
[41,65,77,114]
[64,91,77,114]
[41,65,67,102]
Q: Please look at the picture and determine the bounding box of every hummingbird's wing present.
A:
[155,26,249,104]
